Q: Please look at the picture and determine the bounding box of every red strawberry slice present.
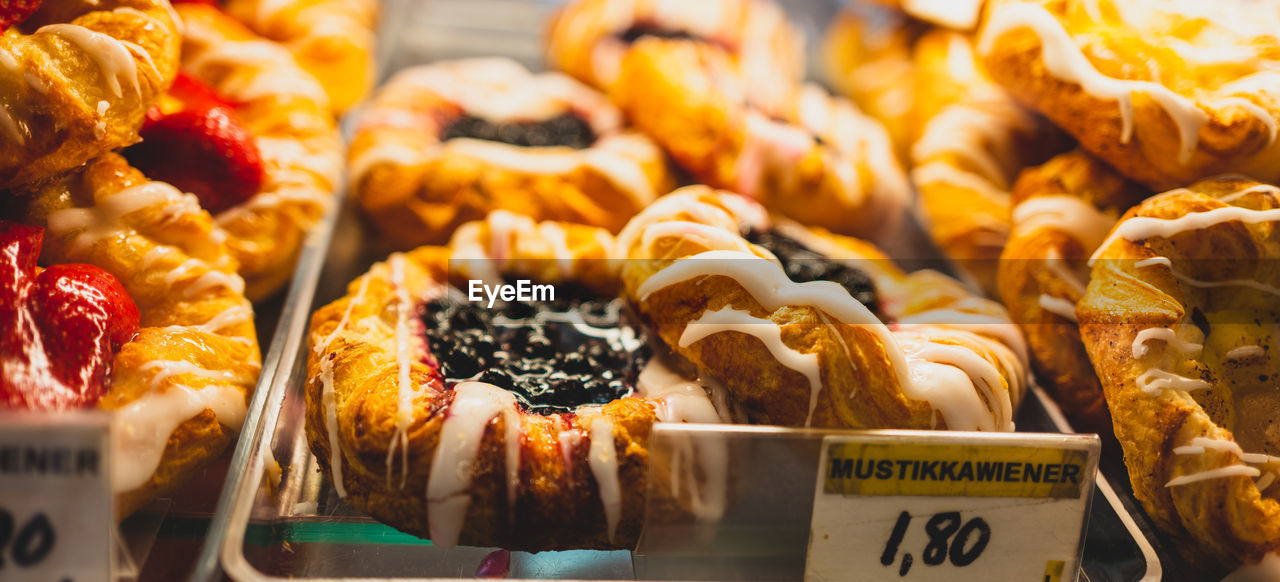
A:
[125,105,265,214]
[0,221,141,411]
[0,0,43,33]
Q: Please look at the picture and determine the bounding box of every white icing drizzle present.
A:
[45,182,200,254]
[318,355,346,498]
[1136,368,1210,394]
[640,221,756,255]
[315,275,372,356]
[583,412,622,543]
[638,250,1013,431]
[1131,327,1203,359]
[425,382,521,548]
[911,161,1012,206]
[37,24,143,98]
[678,306,823,426]
[111,383,247,492]
[1135,256,1172,269]
[1165,465,1260,487]
[387,254,414,489]
[1013,195,1115,251]
[979,3,1211,163]
[1044,247,1089,297]
[1092,203,1280,265]
[1038,294,1078,321]
[1225,345,1266,361]
[138,359,254,388]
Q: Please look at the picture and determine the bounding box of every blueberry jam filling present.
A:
[440,113,596,149]
[746,229,882,319]
[422,281,650,414]
[616,22,705,45]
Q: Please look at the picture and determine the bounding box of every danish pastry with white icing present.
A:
[615,39,910,240]
[618,186,1027,432]
[1079,177,1280,572]
[349,58,673,250]
[306,211,727,550]
[996,149,1146,433]
[0,0,181,189]
[978,0,1280,190]
[3,152,260,519]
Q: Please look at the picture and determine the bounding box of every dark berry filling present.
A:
[616,22,705,45]
[421,282,649,414]
[746,229,882,319]
[440,113,596,149]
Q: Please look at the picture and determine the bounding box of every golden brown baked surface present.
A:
[0,0,180,190]
[348,58,672,251]
[4,153,260,519]
[997,149,1146,434]
[1079,177,1280,572]
[978,0,1280,190]
[175,4,343,301]
[306,212,718,551]
[618,185,1027,432]
[615,39,910,240]
[224,0,378,113]
[547,0,804,111]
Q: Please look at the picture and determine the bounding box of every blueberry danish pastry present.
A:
[306,211,726,550]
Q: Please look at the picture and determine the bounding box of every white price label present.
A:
[806,432,1098,582]
[0,412,112,582]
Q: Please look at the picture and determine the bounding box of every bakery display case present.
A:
[3,0,1278,580]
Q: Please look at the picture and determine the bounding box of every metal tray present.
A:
[193,1,1214,580]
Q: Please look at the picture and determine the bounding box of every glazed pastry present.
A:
[348,58,672,250]
[546,0,803,113]
[306,211,727,550]
[3,153,260,519]
[125,4,343,301]
[819,1,925,158]
[1079,178,1280,572]
[617,186,1027,431]
[909,30,1069,293]
[223,0,379,113]
[996,149,1146,433]
[0,0,180,189]
[615,39,910,240]
[978,0,1280,191]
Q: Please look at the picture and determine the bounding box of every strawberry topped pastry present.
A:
[0,221,139,410]
[2,151,262,519]
[123,4,342,301]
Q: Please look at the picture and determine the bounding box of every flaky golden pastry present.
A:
[909,29,1069,294]
[348,58,672,250]
[616,39,910,240]
[996,149,1146,433]
[223,0,378,113]
[979,0,1280,190]
[306,211,725,550]
[618,185,1027,432]
[1080,178,1280,572]
[0,0,180,189]
[175,4,343,301]
[820,2,925,159]
[546,0,804,113]
[4,153,260,519]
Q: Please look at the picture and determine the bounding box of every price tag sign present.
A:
[806,431,1099,582]
[0,412,113,582]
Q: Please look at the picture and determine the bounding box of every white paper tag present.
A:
[0,412,113,582]
[806,432,1098,582]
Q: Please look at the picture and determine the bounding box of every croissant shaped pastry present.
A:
[4,153,261,518]
[306,211,728,551]
[979,0,1280,190]
[0,0,181,189]
[618,186,1027,432]
[997,149,1146,433]
[1080,178,1280,572]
